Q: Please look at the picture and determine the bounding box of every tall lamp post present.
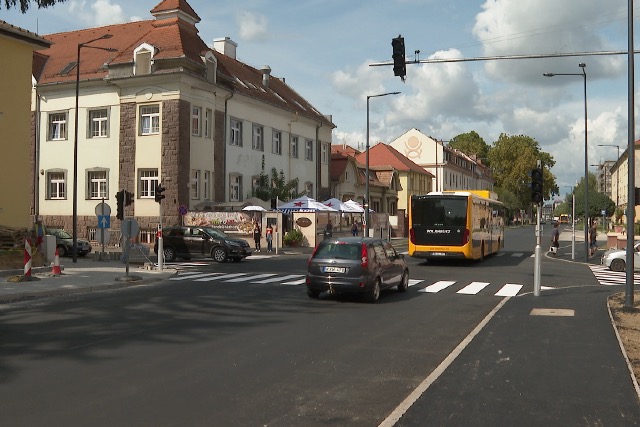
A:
[543,63,588,262]
[597,144,620,206]
[563,185,576,260]
[72,34,115,263]
[365,91,400,237]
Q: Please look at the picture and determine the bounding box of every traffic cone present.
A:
[50,248,62,275]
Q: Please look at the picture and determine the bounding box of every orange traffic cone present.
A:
[50,248,62,275]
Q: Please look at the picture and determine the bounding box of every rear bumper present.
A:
[305,275,370,293]
[411,250,465,259]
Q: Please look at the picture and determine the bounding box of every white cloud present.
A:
[68,0,126,27]
[236,10,268,41]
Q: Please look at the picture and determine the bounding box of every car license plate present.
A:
[323,266,345,273]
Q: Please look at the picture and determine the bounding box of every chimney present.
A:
[213,37,237,59]
[260,65,271,88]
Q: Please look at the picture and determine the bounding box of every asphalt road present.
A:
[0,226,612,426]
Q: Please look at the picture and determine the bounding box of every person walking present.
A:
[351,221,358,236]
[324,220,333,240]
[265,223,273,252]
[253,221,261,252]
[589,220,598,256]
[550,222,560,255]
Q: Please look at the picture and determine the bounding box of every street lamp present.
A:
[365,91,400,237]
[563,185,576,260]
[72,34,116,263]
[543,63,588,262]
[598,144,620,206]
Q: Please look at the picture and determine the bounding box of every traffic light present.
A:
[155,185,166,203]
[271,198,277,209]
[124,190,134,207]
[391,35,406,81]
[531,167,543,205]
[116,190,124,220]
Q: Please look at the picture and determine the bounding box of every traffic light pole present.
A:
[158,204,163,272]
[534,205,541,296]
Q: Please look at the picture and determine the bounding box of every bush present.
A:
[283,229,304,246]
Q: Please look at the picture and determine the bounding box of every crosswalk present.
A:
[589,265,640,286]
[169,271,525,297]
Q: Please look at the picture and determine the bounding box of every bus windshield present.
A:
[412,197,468,227]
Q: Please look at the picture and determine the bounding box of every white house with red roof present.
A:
[31,0,334,243]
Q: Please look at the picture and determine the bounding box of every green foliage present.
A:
[2,0,64,13]
[250,155,303,202]
[615,208,624,223]
[566,173,615,219]
[283,228,304,246]
[448,131,490,163]
[487,133,557,210]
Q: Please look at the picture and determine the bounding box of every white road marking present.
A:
[457,281,490,295]
[169,272,222,281]
[419,280,456,293]
[495,283,523,297]
[224,273,277,282]
[252,274,305,284]
[195,273,247,282]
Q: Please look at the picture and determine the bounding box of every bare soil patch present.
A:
[609,292,640,385]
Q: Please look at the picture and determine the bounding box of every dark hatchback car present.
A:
[306,237,409,303]
[154,226,252,263]
[47,228,92,257]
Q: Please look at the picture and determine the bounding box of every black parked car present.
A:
[154,226,252,263]
[306,237,409,303]
[47,228,92,257]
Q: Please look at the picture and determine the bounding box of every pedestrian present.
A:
[550,222,560,255]
[324,220,333,239]
[265,223,273,252]
[590,220,598,256]
[253,221,261,252]
[351,221,358,236]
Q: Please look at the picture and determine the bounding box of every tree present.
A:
[572,172,615,220]
[448,131,490,162]
[488,133,558,210]
[2,0,66,13]
[250,155,302,202]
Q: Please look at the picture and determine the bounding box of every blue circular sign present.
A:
[178,205,188,216]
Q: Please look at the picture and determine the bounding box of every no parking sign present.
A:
[178,205,188,216]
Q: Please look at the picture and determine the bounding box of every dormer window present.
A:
[134,43,155,76]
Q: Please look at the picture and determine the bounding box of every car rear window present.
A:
[314,243,361,260]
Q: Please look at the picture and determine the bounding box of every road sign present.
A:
[97,215,110,229]
[95,202,112,217]
[178,205,188,216]
[121,218,140,238]
[96,228,111,246]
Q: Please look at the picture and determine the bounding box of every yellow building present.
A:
[0,20,50,228]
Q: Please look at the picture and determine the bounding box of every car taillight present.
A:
[361,243,368,268]
[308,245,320,266]
[463,228,470,244]
[409,228,415,244]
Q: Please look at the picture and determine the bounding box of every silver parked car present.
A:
[306,237,409,303]
[600,242,640,271]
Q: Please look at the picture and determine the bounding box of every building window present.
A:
[48,112,68,140]
[191,169,200,199]
[321,143,328,164]
[134,47,152,75]
[139,104,160,135]
[139,169,159,198]
[304,181,313,196]
[291,136,299,158]
[87,170,108,199]
[204,109,212,138]
[252,125,263,151]
[230,174,243,202]
[192,106,201,136]
[47,171,66,199]
[230,118,242,146]
[345,170,350,182]
[88,109,108,138]
[273,130,282,155]
[204,171,210,200]
[251,175,260,195]
[305,139,313,161]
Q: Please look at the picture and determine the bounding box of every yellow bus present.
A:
[559,214,570,224]
[408,190,505,261]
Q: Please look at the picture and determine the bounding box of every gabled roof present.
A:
[0,19,51,49]
[356,143,433,177]
[33,0,334,128]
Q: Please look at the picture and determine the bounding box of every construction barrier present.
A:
[23,239,32,279]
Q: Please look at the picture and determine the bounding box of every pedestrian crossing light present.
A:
[116,190,124,220]
[155,185,166,203]
[531,167,543,205]
[124,190,134,207]
[391,35,406,81]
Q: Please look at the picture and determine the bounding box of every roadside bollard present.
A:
[23,239,32,279]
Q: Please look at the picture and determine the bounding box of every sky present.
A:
[1,0,637,197]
